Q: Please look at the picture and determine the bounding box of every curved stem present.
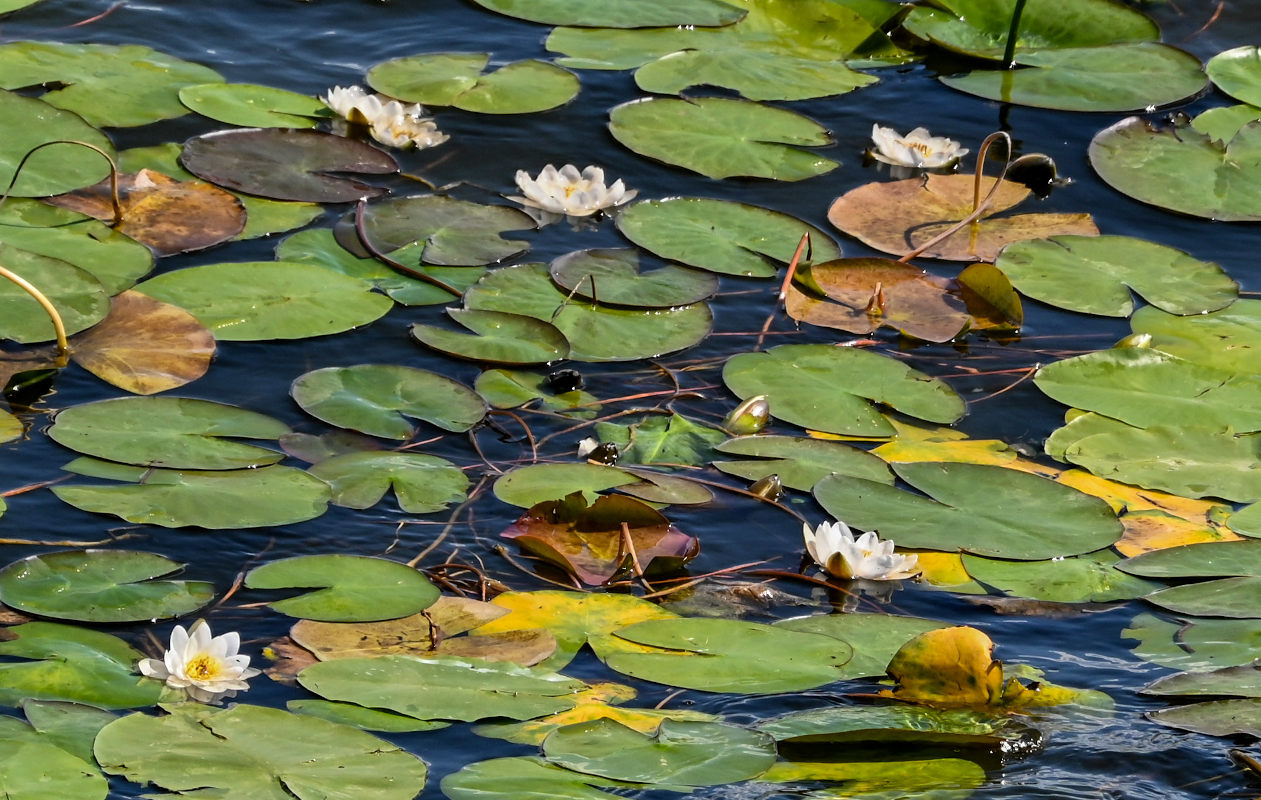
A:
[0,140,121,224]
[0,263,69,356]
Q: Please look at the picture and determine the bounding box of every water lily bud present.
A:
[749,474,783,502]
[1114,332,1152,349]
[545,368,583,393]
[723,395,770,435]
[578,437,620,465]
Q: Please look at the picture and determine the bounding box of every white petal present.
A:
[137,658,169,680]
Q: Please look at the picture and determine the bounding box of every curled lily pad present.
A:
[47,396,288,470]
[464,262,712,361]
[181,128,398,202]
[136,261,394,341]
[94,704,428,798]
[306,451,470,514]
[941,44,1207,113]
[178,82,327,128]
[245,554,439,622]
[369,53,579,114]
[616,197,841,278]
[412,309,570,365]
[0,93,114,198]
[291,364,487,439]
[0,41,223,127]
[609,97,837,181]
[828,174,1098,261]
[996,235,1236,317]
[723,343,965,437]
[1089,116,1261,222]
[549,249,718,307]
[351,195,533,267]
[468,0,745,28]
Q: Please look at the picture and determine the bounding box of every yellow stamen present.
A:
[184,655,222,681]
[905,141,933,156]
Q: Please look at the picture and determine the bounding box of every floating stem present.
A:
[1002,0,1028,68]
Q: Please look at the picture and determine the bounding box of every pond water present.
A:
[2,0,1261,798]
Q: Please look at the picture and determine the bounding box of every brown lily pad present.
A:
[501,492,699,586]
[69,290,216,395]
[827,174,1098,261]
[46,169,246,257]
[790,258,971,342]
[180,128,398,202]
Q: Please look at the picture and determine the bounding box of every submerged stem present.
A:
[1002,0,1028,68]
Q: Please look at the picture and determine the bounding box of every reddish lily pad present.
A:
[180,128,398,202]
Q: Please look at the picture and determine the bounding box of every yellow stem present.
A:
[0,263,69,356]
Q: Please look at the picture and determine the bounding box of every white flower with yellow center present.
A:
[510,164,637,217]
[803,520,920,581]
[869,124,968,169]
[138,620,261,704]
[369,109,449,150]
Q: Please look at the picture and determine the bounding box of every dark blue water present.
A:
[2,0,1261,797]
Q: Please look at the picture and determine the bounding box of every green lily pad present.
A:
[18,701,116,766]
[609,97,837,181]
[1143,663,1261,697]
[995,235,1236,317]
[369,53,578,114]
[299,655,585,722]
[291,364,487,439]
[465,262,712,362]
[94,704,428,799]
[960,549,1160,603]
[1125,612,1261,671]
[353,195,533,266]
[0,622,161,708]
[287,699,449,733]
[596,413,726,469]
[1045,413,1261,503]
[48,396,288,470]
[307,451,470,513]
[0,201,153,295]
[54,460,330,529]
[276,228,478,305]
[468,0,744,28]
[137,260,392,341]
[1144,577,1261,619]
[0,550,214,623]
[1147,698,1261,738]
[722,344,965,437]
[475,369,600,419]
[902,0,1158,61]
[616,197,841,278]
[543,719,776,786]
[178,82,326,127]
[549,249,718,307]
[606,618,854,693]
[180,128,398,202]
[774,613,949,679]
[0,91,113,198]
[757,704,1028,747]
[0,244,109,343]
[635,48,877,102]
[1035,348,1261,433]
[815,461,1122,559]
[1229,503,1261,538]
[0,41,222,127]
[441,756,638,800]
[1119,539,1261,578]
[1089,116,1261,222]
[941,43,1206,113]
[412,309,570,365]
[756,757,986,797]
[245,554,438,622]
[493,463,641,509]
[1192,104,1261,143]
[1207,46,1261,106]
[0,738,104,800]
[1130,300,1261,376]
[712,435,894,491]
[121,142,323,241]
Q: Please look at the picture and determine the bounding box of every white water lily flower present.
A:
[869,124,968,169]
[321,85,427,125]
[138,620,261,704]
[511,164,637,217]
[370,109,449,150]
[803,520,920,581]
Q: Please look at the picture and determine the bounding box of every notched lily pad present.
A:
[181,128,398,202]
[550,248,718,307]
[369,53,579,114]
[350,194,532,266]
[179,82,327,128]
[412,308,570,364]
[245,554,439,622]
[307,451,470,514]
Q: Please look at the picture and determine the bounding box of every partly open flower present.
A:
[369,109,449,150]
[803,520,920,581]
[510,164,637,217]
[869,124,968,169]
[138,620,261,704]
